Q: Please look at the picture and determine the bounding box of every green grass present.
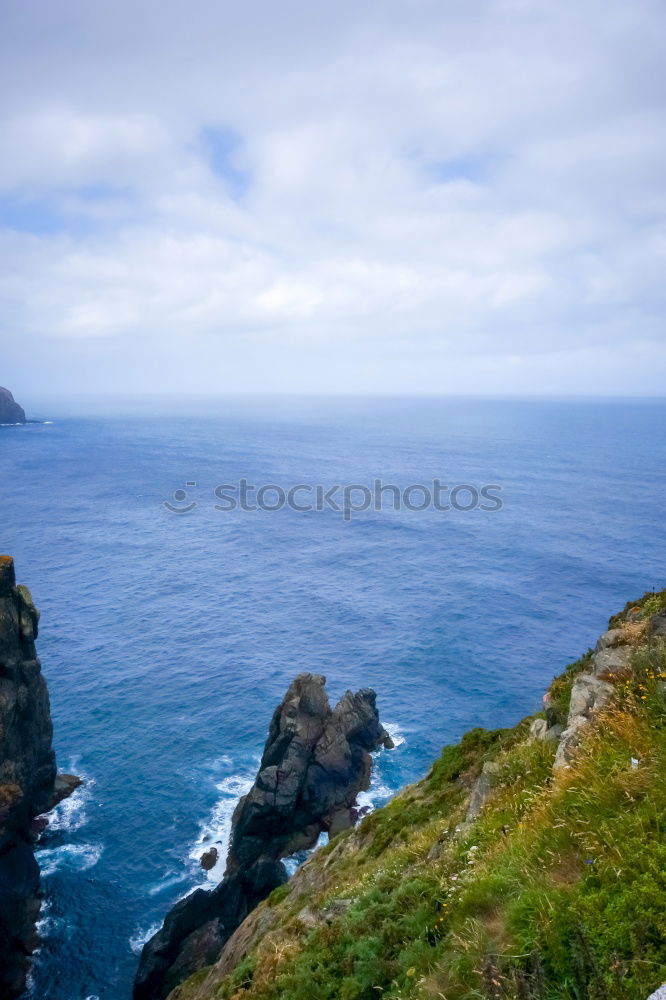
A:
[175,599,666,1000]
[547,650,594,725]
[266,883,292,907]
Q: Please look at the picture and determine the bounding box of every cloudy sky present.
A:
[1,0,665,400]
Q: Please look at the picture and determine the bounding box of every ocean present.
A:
[1,396,664,1000]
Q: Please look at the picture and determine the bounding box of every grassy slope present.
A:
[171,591,666,1000]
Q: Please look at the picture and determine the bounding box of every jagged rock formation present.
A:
[161,590,666,1000]
[227,676,393,872]
[0,389,26,424]
[134,674,391,1000]
[551,625,636,770]
[0,556,80,999]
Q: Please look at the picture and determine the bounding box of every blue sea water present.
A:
[1,396,665,1000]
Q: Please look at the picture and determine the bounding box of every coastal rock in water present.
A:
[227,674,391,873]
[200,847,218,872]
[134,673,390,1000]
[134,859,287,1000]
[0,388,26,424]
[0,556,80,998]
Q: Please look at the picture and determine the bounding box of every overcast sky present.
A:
[1,0,665,401]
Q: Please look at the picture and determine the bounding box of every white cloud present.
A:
[0,0,665,394]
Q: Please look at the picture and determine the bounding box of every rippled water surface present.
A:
[1,396,664,999]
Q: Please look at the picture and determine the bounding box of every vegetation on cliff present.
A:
[168,589,666,1000]
[135,676,392,1000]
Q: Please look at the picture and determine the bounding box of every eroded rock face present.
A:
[133,860,288,1000]
[553,674,614,771]
[0,556,80,998]
[134,673,390,1000]
[465,760,500,823]
[0,388,26,425]
[529,718,563,743]
[227,674,390,873]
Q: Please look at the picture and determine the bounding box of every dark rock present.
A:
[43,772,83,812]
[0,556,79,997]
[29,816,49,841]
[134,860,287,1000]
[134,673,389,1000]
[327,808,353,837]
[649,612,666,638]
[226,676,388,873]
[0,388,26,424]
[200,847,218,871]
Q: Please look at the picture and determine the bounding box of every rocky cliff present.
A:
[165,590,666,1000]
[0,556,79,999]
[134,674,392,1000]
[0,389,26,424]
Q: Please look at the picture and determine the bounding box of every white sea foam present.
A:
[384,721,406,748]
[355,721,406,815]
[38,842,103,877]
[283,831,328,875]
[129,922,163,955]
[47,776,92,834]
[188,767,256,884]
[147,871,188,896]
[357,778,393,815]
[34,897,65,941]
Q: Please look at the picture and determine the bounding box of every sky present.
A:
[1,0,665,401]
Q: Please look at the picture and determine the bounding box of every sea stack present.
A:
[0,556,80,998]
[134,673,391,1000]
[0,388,26,424]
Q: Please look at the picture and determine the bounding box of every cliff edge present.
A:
[134,674,392,1000]
[166,590,666,1000]
[0,389,26,425]
[0,556,80,998]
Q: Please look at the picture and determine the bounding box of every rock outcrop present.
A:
[157,591,666,1000]
[553,674,614,770]
[134,673,391,1000]
[0,556,80,998]
[464,760,501,823]
[227,676,392,872]
[0,389,26,424]
[550,612,661,771]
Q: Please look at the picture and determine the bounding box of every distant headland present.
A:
[0,387,26,424]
